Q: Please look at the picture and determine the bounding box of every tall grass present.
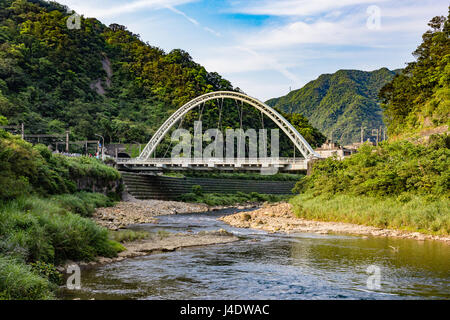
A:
[0,194,124,300]
[291,193,450,235]
[0,256,55,300]
[51,192,114,217]
[0,195,122,264]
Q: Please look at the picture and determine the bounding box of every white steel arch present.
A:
[138,91,321,160]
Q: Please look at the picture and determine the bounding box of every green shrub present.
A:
[295,137,450,198]
[0,132,121,201]
[51,192,114,217]
[0,256,55,300]
[29,261,62,285]
[192,185,203,196]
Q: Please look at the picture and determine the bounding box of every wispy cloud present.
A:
[58,0,197,18]
[166,5,199,25]
[166,5,221,36]
[231,0,388,17]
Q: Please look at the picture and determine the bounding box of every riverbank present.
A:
[220,202,450,242]
[76,200,246,269]
[70,229,239,270]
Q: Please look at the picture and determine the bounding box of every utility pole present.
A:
[65,130,69,152]
[360,126,365,144]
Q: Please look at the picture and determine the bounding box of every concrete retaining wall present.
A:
[121,172,296,200]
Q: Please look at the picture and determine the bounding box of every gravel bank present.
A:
[75,229,239,269]
[93,200,211,230]
[93,200,259,230]
[220,202,450,243]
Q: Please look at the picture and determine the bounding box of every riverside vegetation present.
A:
[291,12,450,236]
[0,125,124,300]
[292,137,450,235]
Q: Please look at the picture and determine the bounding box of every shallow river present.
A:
[62,209,450,300]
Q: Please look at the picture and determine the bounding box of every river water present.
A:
[62,209,450,300]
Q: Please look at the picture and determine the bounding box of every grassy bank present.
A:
[291,193,450,235]
[0,129,124,300]
[0,193,124,300]
[291,136,449,236]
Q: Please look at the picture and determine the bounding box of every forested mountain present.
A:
[380,11,449,139]
[266,68,398,145]
[0,0,325,155]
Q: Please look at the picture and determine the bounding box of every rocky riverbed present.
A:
[71,200,248,270]
[93,200,258,230]
[220,202,450,243]
[93,200,210,230]
[72,229,239,270]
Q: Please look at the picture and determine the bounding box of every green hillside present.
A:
[266,68,398,145]
[0,0,325,154]
[380,13,450,139]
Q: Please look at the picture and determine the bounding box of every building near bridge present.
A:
[314,141,357,160]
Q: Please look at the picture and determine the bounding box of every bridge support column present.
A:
[306,159,320,176]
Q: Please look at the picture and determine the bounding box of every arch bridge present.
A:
[117,91,321,172]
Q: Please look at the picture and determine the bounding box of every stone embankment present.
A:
[220,202,450,243]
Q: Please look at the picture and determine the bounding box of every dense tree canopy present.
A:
[380,9,450,136]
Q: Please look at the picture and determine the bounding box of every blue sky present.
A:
[58,0,449,101]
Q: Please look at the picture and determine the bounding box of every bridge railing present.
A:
[116,157,307,165]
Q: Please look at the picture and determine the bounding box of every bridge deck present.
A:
[116,157,308,172]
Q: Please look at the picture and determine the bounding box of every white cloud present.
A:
[200,46,301,83]
[237,1,448,49]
